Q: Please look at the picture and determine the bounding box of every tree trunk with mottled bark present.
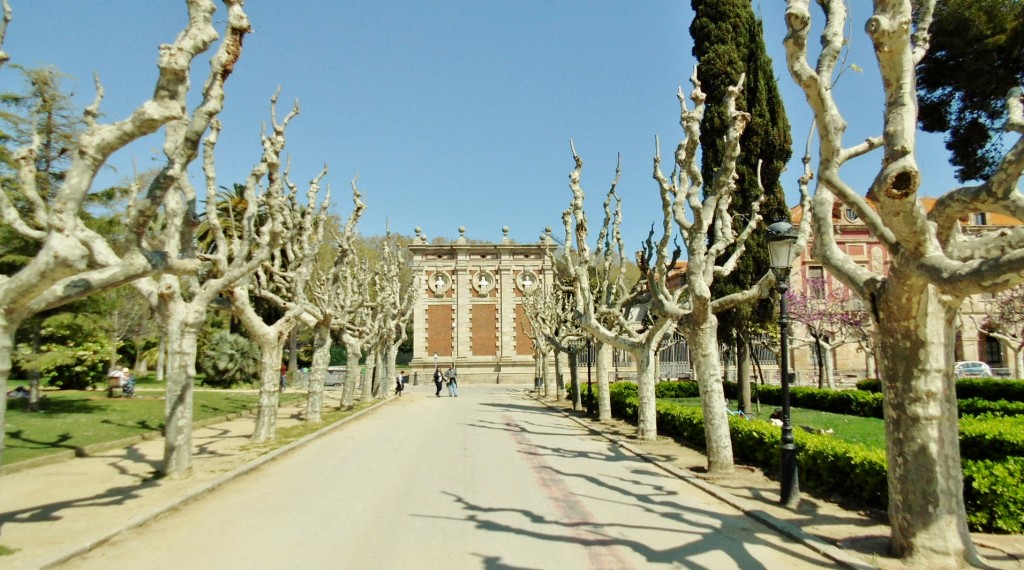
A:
[251,332,288,443]
[160,299,206,478]
[305,321,331,423]
[737,339,751,414]
[595,341,612,421]
[341,336,362,409]
[681,312,734,476]
[632,347,658,440]
[877,274,980,566]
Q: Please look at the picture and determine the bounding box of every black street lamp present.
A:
[767,220,800,507]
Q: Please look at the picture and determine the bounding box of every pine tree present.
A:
[690,0,792,407]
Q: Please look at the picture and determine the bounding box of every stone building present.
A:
[408,226,554,384]
[788,200,1022,381]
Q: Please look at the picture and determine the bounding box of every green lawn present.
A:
[4,388,304,465]
[667,397,887,450]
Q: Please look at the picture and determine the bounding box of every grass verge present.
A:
[4,389,305,465]
[665,397,887,450]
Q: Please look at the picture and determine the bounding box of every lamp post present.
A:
[767,220,800,507]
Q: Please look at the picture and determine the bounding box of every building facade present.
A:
[787,201,1020,381]
[408,226,554,384]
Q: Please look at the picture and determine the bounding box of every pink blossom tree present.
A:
[785,277,872,388]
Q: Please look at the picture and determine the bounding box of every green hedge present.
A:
[655,381,701,399]
[964,457,1024,533]
[957,378,1024,403]
[960,416,1024,461]
[713,381,885,419]
[855,378,881,392]
[958,397,1024,418]
[857,377,1024,405]
[610,382,1022,533]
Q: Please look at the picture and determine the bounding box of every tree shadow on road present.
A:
[430,489,829,569]
[0,478,159,530]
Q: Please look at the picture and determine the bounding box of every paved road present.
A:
[60,385,835,569]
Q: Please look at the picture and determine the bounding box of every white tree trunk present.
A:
[683,313,735,477]
[161,301,204,478]
[341,338,361,409]
[0,318,17,464]
[737,340,752,413]
[251,333,287,443]
[156,336,166,383]
[633,347,658,441]
[596,341,612,421]
[877,278,981,566]
[361,348,374,400]
[305,322,331,423]
[533,348,543,391]
[542,350,557,401]
[385,342,400,398]
[569,352,581,410]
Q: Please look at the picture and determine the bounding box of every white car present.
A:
[954,361,992,378]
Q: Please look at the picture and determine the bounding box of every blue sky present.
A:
[2,1,962,247]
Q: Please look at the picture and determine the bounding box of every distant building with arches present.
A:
[408,226,554,383]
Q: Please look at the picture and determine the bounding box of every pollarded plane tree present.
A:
[785,277,872,388]
[782,1,1024,565]
[642,71,808,476]
[0,0,252,470]
[520,287,555,399]
[133,95,296,475]
[226,158,331,443]
[968,283,1024,378]
[296,185,365,422]
[557,153,677,441]
[523,284,587,410]
[371,233,417,401]
[524,282,581,403]
[338,256,374,409]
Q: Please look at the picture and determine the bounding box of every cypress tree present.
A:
[690,1,792,405]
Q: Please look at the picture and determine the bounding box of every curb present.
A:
[533,395,878,570]
[33,398,392,570]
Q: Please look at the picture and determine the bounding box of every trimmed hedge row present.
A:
[960,416,1024,461]
[611,382,1024,533]
[673,379,1024,419]
[657,380,886,418]
[856,377,1024,405]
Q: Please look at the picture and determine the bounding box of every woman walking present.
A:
[433,367,443,397]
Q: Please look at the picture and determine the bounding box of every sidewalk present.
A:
[541,396,1024,570]
[0,391,385,570]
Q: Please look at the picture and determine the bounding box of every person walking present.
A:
[395,373,404,397]
[433,367,443,397]
[445,366,458,397]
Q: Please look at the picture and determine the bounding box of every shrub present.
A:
[964,457,1024,533]
[198,331,260,388]
[655,381,701,399]
[14,313,114,390]
[959,416,1024,461]
[959,397,1024,418]
[608,382,1020,532]
[721,382,884,418]
[956,378,1024,403]
[855,378,882,393]
[38,340,111,390]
